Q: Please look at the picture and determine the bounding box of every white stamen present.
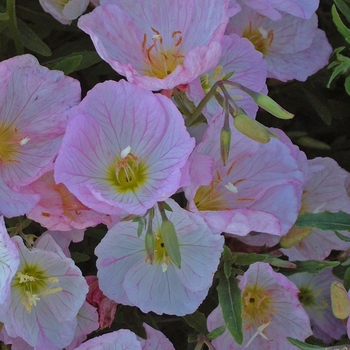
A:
[120,146,131,159]
[225,182,238,193]
[162,262,168,272]
[245,321,271,348]
[20,136,30,145]
[152,34,162,41]
[313,202,326,213]
[258,26,268,39]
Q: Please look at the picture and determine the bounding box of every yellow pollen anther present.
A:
[17,272,36,283]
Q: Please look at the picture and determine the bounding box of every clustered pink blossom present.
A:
[0,0,348,348]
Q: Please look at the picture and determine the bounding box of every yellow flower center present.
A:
[141,28,185,78]
[0,122,28,165]
[242,282,276,330]
[106,147,149,194]
[194,162,252,211]
[200,66,227,94]
[57,0,70,6]
[242,22,274,55]
[13,264,62,314]
[152,232,171,272]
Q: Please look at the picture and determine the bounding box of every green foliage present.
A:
[294,211,350,231]
[216,269,243,345]
[183,311,208,335]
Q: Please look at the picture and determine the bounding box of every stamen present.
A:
[120,146,131,159]
[142,34,147,52]
[19,136,30,145]
[227,161,237,175]
[245,321,271,348]
[225,182,238,193]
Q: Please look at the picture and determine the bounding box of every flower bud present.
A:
[145,230,155,264]
[248,90,294,120]
[331,281,350,320]
[160,219,181,268]
[279,226,313,249]
[220,126,231,166]
[233,110,271,143]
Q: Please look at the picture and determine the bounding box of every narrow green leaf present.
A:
[224,261,232,279]
[265,258,296,269]
[232,252,269,266]
[162,201,173,212]
[287,337,326,349]
[183,311,208,335]
[292,260,340,274]
[344,267,350,291]
[294,211,350,231]
[52,55,82,75]
[332,5,350,43]
[335,230,350,242]
[335,0,350,23]
[217,272,243,344]
[345,75,350,95]
[206,326,226,341]
[16,18,51,56]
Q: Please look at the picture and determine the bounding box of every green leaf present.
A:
[335,0,350,23]
[52,55,82,75]
[265,258,296,269]
[332,5,350,43]
[345,75,350,95]
[0,12,9,21]
[183,311,208,335]
[335,230,350,242]
[217,271,243,344]
[294,211,350,231]
[206,326,226,341]
[292,260,340,274]
[16,18,51,56]
[232,253,269,266]
[287,338,326,349]
[344,267,350,291]
[71,252,90,263]
[162,201,173,212]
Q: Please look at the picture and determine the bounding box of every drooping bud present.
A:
[331,281,350,320]
[145,230,155,264]
[220,99,231,165]
[279,226,313,249]
[160,219,181,269]
[233,109,275,144]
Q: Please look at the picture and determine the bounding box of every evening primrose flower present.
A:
[1,235,88,349]
[95,199,223,316]
[184,115,306,236]
[0,54,81,217]
[0,216,19,306]
[207,262,312,349]
[78,0,229,90]
[289,270,347,343]
[54,80,194,216]
[226,5,332,81]
[39,0,90,25]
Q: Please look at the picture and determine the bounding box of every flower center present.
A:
[0,122,28,165]
[106,147,149,194]
[57,0,70,6]
[242,283,275,330]
[193,162,251,211]
[242,23,274,55]
[13,264,62,314]
[141,28,185,78]
[200,66,227,94]
[146,231,171,272]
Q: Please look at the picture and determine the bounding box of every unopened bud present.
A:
[331,281,350,320]
[279,226,313,249]
[233,111,272,143]
[220,126,231,166]
[248,91,294,120]
[145,231,155,264]
[160,219,181,269]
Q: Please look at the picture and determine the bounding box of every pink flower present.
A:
[289,269,347,343]
[27,170,111,231]
[226,5,332,81]
[0,54,81,217]
[2,234,88,349]
[0,216,19,306]
[208,262,312,349]
[55,80,194,216]
[39,0,90,25]
[95,199,223,316]
[184,116,306,236]
[186,33,267,120]
[78,0,229,90]
[85,275,117,329]
[239,0,320,20]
